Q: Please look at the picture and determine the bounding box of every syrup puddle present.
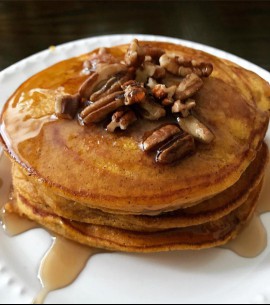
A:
[33,236,98,304]
[0,150,37,235]
[222,214,267,258]
[222,162,270,258]
[1,150,270,303]
[1,208,38,236]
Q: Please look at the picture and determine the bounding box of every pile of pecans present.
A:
[55,39,214,164]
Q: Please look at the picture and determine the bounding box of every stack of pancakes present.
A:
[1,41,270,252]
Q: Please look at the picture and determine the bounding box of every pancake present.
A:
[12,143,268,231]
[1,39,270,253]
[7,180,262,253]
[1,41,270,215]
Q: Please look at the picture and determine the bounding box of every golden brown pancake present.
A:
[1,41,270,215]
[12,143,268,231]
[8,180,262,253]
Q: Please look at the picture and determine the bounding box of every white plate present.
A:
[1,34,270,304]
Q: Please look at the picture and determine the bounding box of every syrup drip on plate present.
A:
[223,163,270,257]
[33,236,98,304]
[0,150,37,235]
[222,213,267,258]
[1,208,38,236]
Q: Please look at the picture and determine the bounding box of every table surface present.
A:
[0,1,270,73]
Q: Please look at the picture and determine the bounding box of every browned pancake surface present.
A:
[12,143,268,231]
[9,180,262,253]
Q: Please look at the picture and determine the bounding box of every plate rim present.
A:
[1,34,270,83]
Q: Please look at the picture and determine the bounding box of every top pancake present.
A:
[1,41,270,214]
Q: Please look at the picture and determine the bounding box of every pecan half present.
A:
[142,124,181,151]
[90,72,133,102]
[79,63,127,99]
[83,47,120,72]
[55,93,80,119]
[180,59,213,77]
[90,76,119,102]
[175,73,203,100]
[122,80,146,105]
[107,109,137,132]
[81,91,124,124]
[172,98,196,117]
[125,39,164,67]
[177,115,214,144]
[156,133,195,164]
[139,98,166,120]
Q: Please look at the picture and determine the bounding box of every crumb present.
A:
[49,45,56,52]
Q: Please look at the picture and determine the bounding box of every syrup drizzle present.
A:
[255,166,270,215]
[0,149,12,208]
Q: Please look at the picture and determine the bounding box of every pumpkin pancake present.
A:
[12,143,268,232]
[7,180,262,253]
[1,41,269,215]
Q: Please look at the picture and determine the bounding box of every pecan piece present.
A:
[147,77,158,89]
[177,115,214,144]
[160,54,213,77]
[81,91,124,124]
[122,80,146,105]
[172,98,196,117]
[136,61,166,82]
[125,39,164,67]
[142,124,181,151]
[175,73,203,100]
[159,54,179,75]
[107,109,137,132]
[55,93,80,119]
[79,63,127,99]
[156,133,195,164]
[152,84,176,102]
[139,98,166,120]
[152,84,168,100]
[162,98,174,106]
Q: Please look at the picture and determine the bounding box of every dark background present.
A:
[0,0,270,71]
